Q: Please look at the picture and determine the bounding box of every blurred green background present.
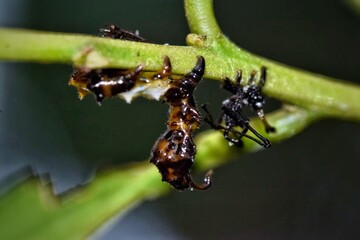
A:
[0,0,359,239]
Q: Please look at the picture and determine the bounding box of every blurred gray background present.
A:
[1,0,360,239]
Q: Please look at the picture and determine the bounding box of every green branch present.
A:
[184,0,222,37]
[0,27,359,120]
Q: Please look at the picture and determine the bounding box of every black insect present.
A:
[202,67,275,148]
[150,56,212,191]
[99,24,147,42]
[70,25,147,103]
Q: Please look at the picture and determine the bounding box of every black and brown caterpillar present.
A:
[202,67,275,148]
[150,56,212,191]
[70,25,147,103]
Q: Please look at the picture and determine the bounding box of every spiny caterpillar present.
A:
[202,67,275,148]
[70,25,169,104]
[150,56,212,191]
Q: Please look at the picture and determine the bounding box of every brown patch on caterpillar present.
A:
[150,56,212,191]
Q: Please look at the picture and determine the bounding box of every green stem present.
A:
[1,27,359,121]
[184,0,222,37]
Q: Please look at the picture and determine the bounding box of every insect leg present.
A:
[223,70,243,94]
[224,125,269,147]
[258,66,267,88]
[201,104,220,129]
[235,70,243,87]
[227,108,271,147]
[256,109,276,133]
[222,77,238,94]
[246,124,272,148]
[190,170,213,190]
[223,126,244,147]
[248,70,257,85]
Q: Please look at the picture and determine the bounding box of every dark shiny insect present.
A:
[202,67,275,148]
[70,25,147,103]
[99,24,147,42]
[150,56,212,191]
[70,66,143,103]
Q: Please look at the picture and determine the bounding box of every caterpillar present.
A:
[70,25,165,104]
[70,25,212,191]
[202,67,275,148]
[150,56,212,191]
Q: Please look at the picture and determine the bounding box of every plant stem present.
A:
[0,27,359,121]
[184,0,222,37]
